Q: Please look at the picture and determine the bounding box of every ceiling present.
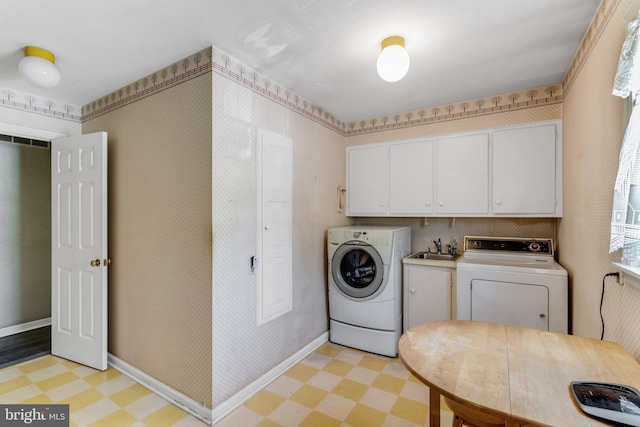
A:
[1,0,601,123]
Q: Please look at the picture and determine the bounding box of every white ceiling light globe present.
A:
[376,37,410,83]
[18,47,61,89]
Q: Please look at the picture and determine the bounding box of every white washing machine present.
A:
[456,236,568,333]
[328,226,411,357]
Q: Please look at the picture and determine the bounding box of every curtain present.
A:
[611,16,640,261]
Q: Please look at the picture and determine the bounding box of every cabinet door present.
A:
[492,124,557,214]
[471,279,549,331]
[404,265,452,331]
[389,140,434,214]
[347,145,388,215]
[435,133,489,214]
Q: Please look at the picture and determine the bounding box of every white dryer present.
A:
[456,236,568,333]
[327,226,411,357]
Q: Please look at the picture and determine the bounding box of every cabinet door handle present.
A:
[379,202,385,207]
[438,202,443,207]
[425,202,431,207]
[410,288,416,293]
[495,199,502,206]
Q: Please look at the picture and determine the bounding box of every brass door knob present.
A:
[104,258,111,266]
[90,258,101,267]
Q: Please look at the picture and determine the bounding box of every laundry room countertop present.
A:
[402,253,461,268]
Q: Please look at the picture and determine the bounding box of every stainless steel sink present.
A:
[409,252,460,261]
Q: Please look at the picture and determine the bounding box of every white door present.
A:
[347,145,388,215]
[492,124,557,214]
[389,140,434,215]
[51,132,108,370]
[256,129,292,325]
[404,265,452,331]
[435,133,489,214]
[471,279,549,331]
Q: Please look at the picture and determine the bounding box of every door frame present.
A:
[0,124,64,332]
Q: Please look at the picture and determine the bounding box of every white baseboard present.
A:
[0,318,51,339]
[210,332,329,425]
[107,353,213,424]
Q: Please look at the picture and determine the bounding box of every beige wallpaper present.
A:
[82,72,213,407]
[560,0,640,358]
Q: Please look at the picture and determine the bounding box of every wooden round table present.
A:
[399,320,640,427]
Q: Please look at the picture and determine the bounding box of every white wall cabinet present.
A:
[389,140,434,215]
[492,124,559,215]
[403,264,453,332]
[435,133,489,215]
[346,120,562,217]
[347,139,435,216]
[347,145,388,215]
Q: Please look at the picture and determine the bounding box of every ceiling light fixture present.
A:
[18,46,61,88]
[376,36,410,83]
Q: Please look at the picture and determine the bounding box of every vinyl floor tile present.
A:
[218,342,455,427]
[0,355,206,426]
[1,342,456,427]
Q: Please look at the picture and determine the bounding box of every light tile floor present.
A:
[216,342,454,427]
[1,343,455,426]
[0,355,207,426]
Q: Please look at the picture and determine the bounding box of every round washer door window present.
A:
[331,242,384,298]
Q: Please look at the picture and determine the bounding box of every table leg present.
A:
[429,387,441,427]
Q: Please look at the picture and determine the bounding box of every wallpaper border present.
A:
[0,88,81,122]
[563,0,622,96]
[81,46,563,137]
[3,1,613,132]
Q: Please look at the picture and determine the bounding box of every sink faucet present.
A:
[433,238,442,254]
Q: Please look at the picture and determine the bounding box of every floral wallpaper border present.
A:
[0,88,81,122]
[81,48,213,121]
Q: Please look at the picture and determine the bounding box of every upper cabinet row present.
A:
[346,120,561,217]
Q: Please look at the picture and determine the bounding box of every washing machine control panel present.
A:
[345,231,389,247]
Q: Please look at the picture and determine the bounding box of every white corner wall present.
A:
[211,72,349,406]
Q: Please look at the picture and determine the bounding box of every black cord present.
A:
[600,272,620,340]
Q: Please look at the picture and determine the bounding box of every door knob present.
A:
[103,258,111,266]
[90,258,101,267]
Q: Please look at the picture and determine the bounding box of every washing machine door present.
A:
[331,241,385,298]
